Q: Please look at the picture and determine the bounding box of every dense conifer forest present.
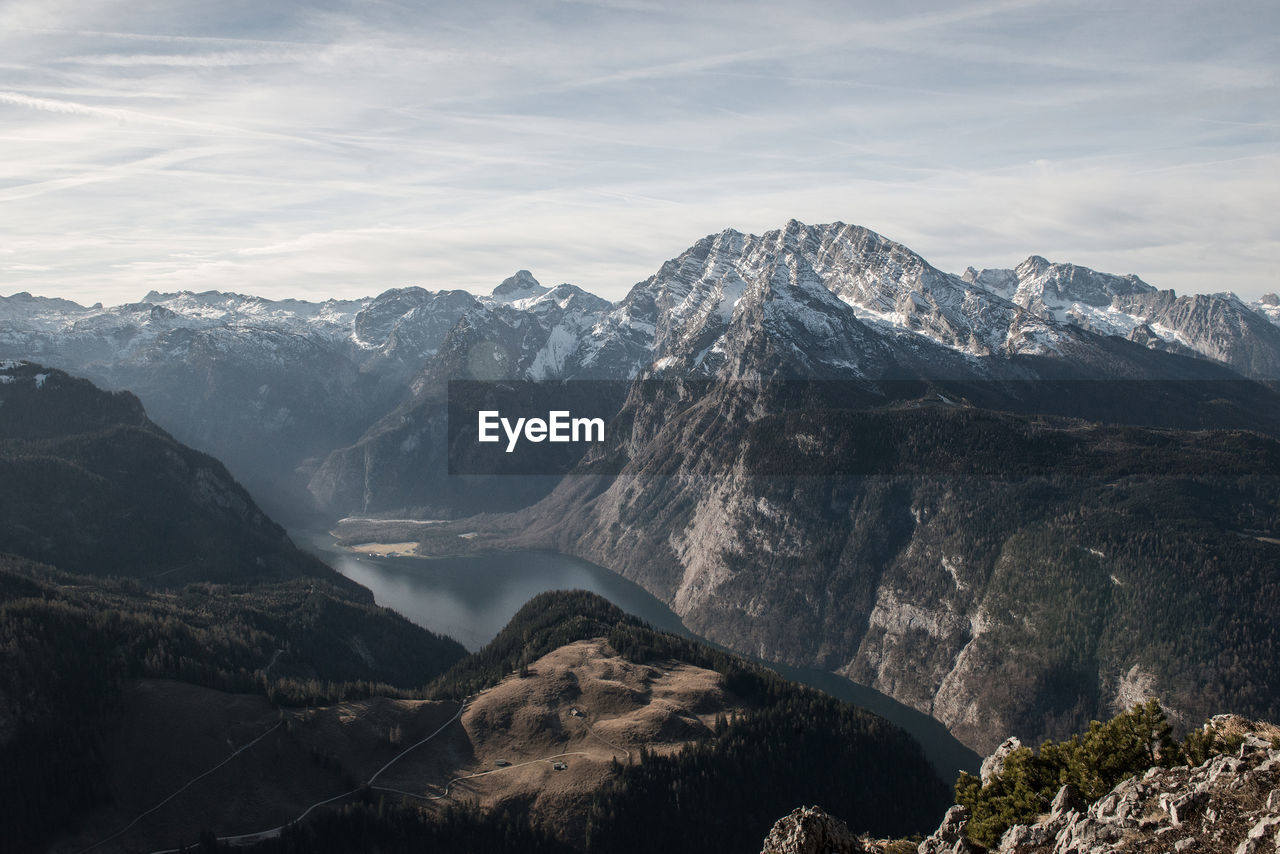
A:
[0,554,466,851]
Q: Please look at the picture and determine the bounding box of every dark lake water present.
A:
[296,529,980,779]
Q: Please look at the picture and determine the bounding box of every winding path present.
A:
[143,699,471,853]
[90,693,641,853]
[372,751,596,801]
[78,720,283,854]
[577,713,633,763]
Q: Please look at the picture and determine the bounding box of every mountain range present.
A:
[4,219,1279,764]
[4,220,1279,514]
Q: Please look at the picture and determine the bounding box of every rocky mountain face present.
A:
[965,258,1280,379]
[604,220,1181,380]
[919,715,1280,854]
[501,398,1280,755]
[1109,289,1280,379]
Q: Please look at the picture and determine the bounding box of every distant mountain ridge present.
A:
[4,223,1276,382]
[4,221,1279,515]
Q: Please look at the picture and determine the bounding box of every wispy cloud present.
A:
[0,89,327,148]
[0,0,1276,305]
[58,49,318,68]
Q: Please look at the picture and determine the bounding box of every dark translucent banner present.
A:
[446,378,1280,477]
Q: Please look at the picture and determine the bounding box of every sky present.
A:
[0,0,1276,305]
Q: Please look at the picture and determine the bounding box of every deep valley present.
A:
[4,220,1280,852]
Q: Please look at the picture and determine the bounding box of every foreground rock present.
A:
[916,805,982,854]
[920,716,1280,854]
[761,806,866,854]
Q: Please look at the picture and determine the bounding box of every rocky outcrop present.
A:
[980,738,1023,785]
[921,717,1280,854]
[760,806,866,854]
[917,806,983,854]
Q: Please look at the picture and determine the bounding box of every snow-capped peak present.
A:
[979,256,1157,322]
[1253,293,1280,327]
[491,270,549,303]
